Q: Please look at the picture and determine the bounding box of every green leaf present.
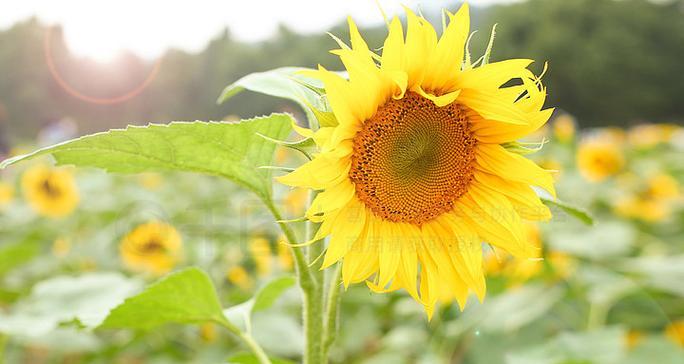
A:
[99,267,229,330]
[0,240,40,277]
[0,114,292,203]
[541,197,594,226]
[224,276,296,331]
[218,67,323,117]
[502,140,546,155]
[257,133,316,160]
[218,67,339,128]
[0,273,141,337]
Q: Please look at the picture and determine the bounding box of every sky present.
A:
[0,0,515,61]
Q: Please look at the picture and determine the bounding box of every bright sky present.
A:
[0,0,514,61]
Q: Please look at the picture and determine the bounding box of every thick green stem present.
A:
[216,318,272,364]
[302,190,325,364]
[267,201,324,364]
[322,263,342,362]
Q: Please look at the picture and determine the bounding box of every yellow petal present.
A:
[474,171,551,221]
[306,178,355,220]
[475,143,556,198]
[321,198,367,269]
[422,3,470,92]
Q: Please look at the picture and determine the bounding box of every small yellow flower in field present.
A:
[615,196,669,223]
[625,329,645,350]
[199,323,217,343]
[275,147,289,165]
[21,165,79,218]
[137,173,163,190]
[552,114,576,143]
[226,265,253,290]
[646,174,679,199]
[628,124,677,149]
[278,3,555,315]
[0,180,14,206]
[547,251,575,279]
[52,237,71,258]
[249,237,273,277]
[277,239,293,271]
[577,139,624,182]
[120,221,182,276]
[283,188,308,217]
[614,172,679,223]
[665,320,684,347]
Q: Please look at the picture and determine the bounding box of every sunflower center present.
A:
[349,92,477,225]
[42,178,61,198]
[140,238,165,254]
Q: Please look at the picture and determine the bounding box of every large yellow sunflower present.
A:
[278,4,555,315]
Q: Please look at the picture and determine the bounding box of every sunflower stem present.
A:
[266,200,323,364]
[215,317,272,364]
[304,190,326,364]
[322,263,343,362]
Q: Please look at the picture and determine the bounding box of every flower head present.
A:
[278,4,555,315]
[577,139,624,182]
[120,221,182,276]
[21,165,79,218]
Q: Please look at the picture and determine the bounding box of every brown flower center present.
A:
[349,92,477,225]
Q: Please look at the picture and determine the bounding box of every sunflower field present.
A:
[1,2,684,364]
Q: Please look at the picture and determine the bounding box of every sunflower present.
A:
[120,221,182,275]
[226,265,253,291]
[665,320,684,347]
[577,138,624,182]
[21,165,79,218]
[552,114,576,143]
[249,236,273,277]
[0,180,14,207]
[278,4,554,315]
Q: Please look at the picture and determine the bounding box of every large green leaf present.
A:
[99,267,229,330]
[0,273,141,337]
[0,114,293,203]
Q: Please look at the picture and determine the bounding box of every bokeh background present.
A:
[1,0,684,363]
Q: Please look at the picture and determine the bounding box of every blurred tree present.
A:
[482,0,684,127]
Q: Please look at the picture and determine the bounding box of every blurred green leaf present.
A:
[0,114,293,203]
[618,255,684,297]
[548,221,635,260]
[541,197,594,226]
[623,336,684,364]
[447,284,564,336]
[224,275,296,331]
[0,240,39,277]
[507,328,626,364]
[0,273,141,337]
[100,267,229,330]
